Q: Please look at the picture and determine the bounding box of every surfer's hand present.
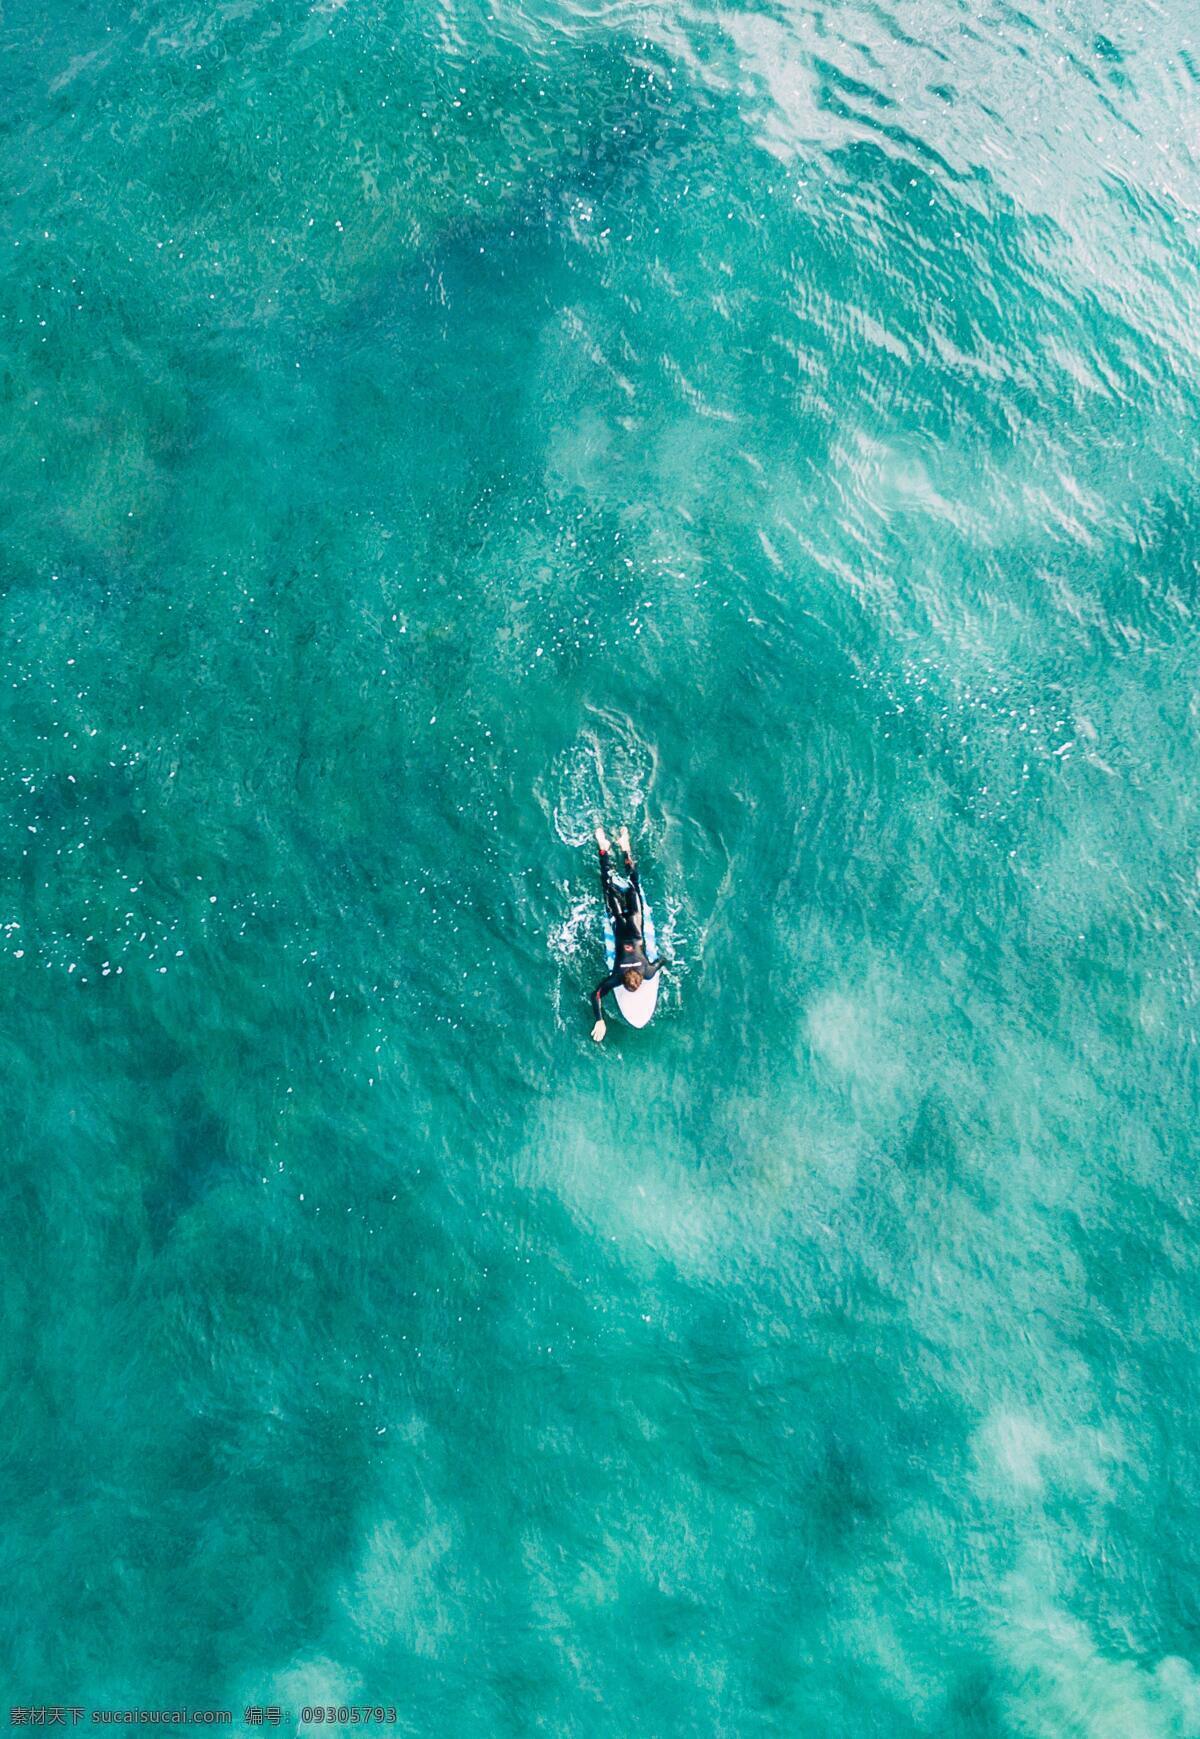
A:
[591,1019,606,1042]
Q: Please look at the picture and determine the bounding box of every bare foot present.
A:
[616,825,631,854]
[594,824,610,852]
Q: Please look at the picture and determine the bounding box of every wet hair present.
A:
[622,969,643,991]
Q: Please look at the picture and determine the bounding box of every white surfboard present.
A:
[614,972,660,1027]
[603,881,660,1028]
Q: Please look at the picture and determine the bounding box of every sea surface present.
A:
[3,0,1200,1731]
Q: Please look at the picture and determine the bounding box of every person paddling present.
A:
[590,824,663,1041]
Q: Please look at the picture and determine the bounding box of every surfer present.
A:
[590,824,663,1041]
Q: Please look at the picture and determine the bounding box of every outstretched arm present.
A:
[590,969,621,1022]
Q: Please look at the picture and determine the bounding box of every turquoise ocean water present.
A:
[3,0,1200,1729]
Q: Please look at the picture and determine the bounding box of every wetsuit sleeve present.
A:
[590,970,622,1019]
[645,959,663,981]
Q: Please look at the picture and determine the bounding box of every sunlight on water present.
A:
[1,0,1198,1729]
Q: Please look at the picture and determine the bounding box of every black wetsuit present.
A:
[590,848,663,1019]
